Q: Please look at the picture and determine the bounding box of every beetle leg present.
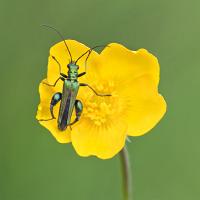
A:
[38,92,62,121]
[50,92,62,118]
[42,77,65,87]
[80,83,111,96]
[51,56,62,73]
[42,55,67,87]
[78,72,86,77]
[78,49,93,77]
[52,56,68,78]
[68,100,83,126]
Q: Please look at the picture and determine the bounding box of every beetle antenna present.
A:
[75,45,108,64]
[41,24,73,62]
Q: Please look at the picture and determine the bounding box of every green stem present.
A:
[120,147,132,200]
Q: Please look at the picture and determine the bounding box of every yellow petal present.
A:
[36,80,71,143]
[36,40,166,159]
[71,119,127,159]
[95,44,166,136]
[99,43,159,85]
[47,40,100,84]
[120,75,166,136]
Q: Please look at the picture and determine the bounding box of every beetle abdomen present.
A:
[58,93,71,130]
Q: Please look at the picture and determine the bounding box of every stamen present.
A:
[83,81,119,126]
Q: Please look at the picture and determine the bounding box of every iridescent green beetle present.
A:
[39,25,111,130]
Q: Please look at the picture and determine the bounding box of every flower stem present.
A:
[119,147,132,200]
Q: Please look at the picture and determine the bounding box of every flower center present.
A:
[83,80,121,126]
[84,101,111,126]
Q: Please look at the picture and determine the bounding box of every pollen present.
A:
[83,81,117,126]
[84,101,112,126]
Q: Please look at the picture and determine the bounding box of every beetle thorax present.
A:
[67,63,79,80]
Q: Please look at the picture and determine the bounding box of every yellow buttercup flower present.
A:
[36,40,166,159]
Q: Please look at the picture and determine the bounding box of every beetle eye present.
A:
[67,64,70,68]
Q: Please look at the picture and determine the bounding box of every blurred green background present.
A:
[1,0,199,199]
